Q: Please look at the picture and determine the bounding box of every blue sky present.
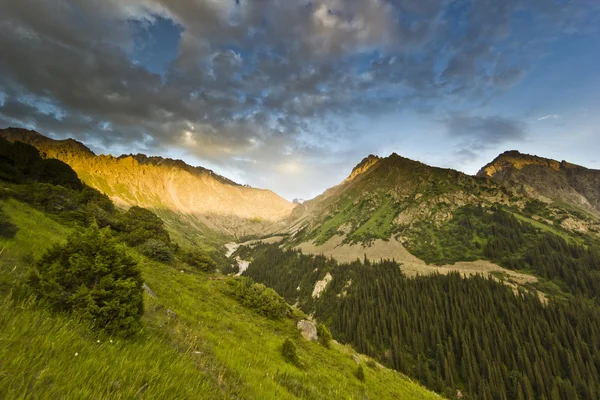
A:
[0,0,599,200]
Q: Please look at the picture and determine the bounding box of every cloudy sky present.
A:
[1,0,599,200]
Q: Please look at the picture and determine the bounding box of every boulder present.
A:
[297,320,317,341]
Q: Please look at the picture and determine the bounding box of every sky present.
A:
[1,0,599,201]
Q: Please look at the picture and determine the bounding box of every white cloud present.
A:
[538,114,560,121]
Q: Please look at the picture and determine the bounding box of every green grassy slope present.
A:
[0,199,440,400]
[291,153,513,246]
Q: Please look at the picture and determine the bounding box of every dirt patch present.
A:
[295,235,539,286]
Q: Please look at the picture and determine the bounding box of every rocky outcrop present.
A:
[478,150,600,217]
[312,272,333,298]
[343,154,381,183]
[297,320,318,341]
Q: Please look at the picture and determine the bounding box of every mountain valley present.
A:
[2,127,600,399]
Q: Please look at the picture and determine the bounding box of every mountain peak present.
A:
[477,150,568,178]
[123,153,241,187]
[344,154,381,182]
[478,150,600,217]
[0,127,95,158]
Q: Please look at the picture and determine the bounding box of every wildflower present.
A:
[75,352,79,356]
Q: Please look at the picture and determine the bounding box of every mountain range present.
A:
[2,127,599,251]
[0,128,294,247]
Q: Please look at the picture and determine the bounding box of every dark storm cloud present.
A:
[0,0,598,194]
[444,115,527,145]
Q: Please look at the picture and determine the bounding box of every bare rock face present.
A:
[312,272,333,298]
[478,150,600,218]
[297,320,318,341]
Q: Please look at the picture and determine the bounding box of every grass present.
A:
[0,199,72,294]
[509,211,583,244]
[0,198,440,399]
[0,297,220,399]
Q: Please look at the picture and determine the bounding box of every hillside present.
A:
[478,150,600,218]
[0,141,439,399]
[0,128,295,242]
[287,151,599,249]
[287,153,514,244]
[0,199,442,399]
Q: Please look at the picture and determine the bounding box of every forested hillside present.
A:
[239,243,600,399]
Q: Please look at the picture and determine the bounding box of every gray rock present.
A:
[297,320,317,341]
[143,283,156,298]
[166,308,177,319]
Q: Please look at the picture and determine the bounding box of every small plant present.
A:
[282,338,299,365]
[356,364,366,382]
[28,225,144,337]
[316,323,332,348]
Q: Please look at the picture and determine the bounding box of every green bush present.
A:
[28,226,144,337]
[356,364,365,382]
[138,239,173,263]
[226,277,291,319]
[282,338,299,365]
[119,206,170,246]
[181,249,217,272]
[316,323,332,348]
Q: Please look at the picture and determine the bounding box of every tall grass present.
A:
[0,198,441,399]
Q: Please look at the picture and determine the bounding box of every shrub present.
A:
[138,239,173,263]
[0,206,18,238]
[356,364,365,382]
[119,206,170,246]
[316,323,332,348]
[226,277,291,319]
[28,226,144,337]
[282,338,299,365]
[181,249,217,272]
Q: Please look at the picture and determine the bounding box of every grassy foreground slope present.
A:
[0,199,439,400]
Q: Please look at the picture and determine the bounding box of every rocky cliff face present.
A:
[0,127,295,238]
[478,150,600,217]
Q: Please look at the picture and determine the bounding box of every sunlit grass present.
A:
[0,198,441,399]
